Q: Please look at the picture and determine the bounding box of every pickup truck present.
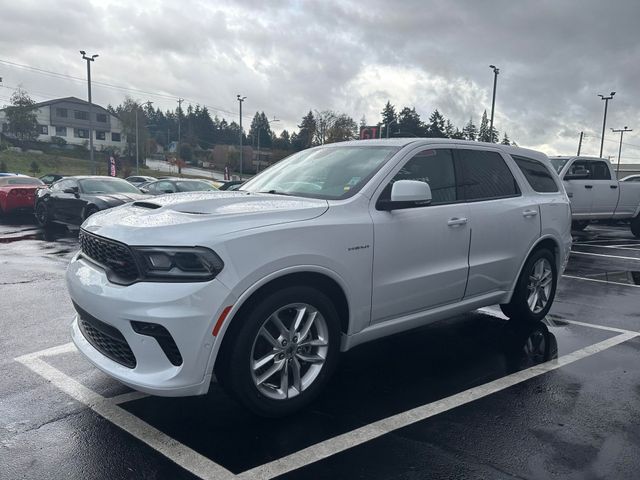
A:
[550,156,640,237]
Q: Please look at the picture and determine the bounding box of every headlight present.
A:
[132,246,224,282]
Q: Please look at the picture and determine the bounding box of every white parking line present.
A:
[570,251,640,261]
[573,243,640,250]
[238,330,638,480]
[562,274,640,288]
[15,321,640,480]
[15,353,234,480]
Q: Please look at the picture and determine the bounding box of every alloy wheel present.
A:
[250,303,329,400]
[527,258,553,314]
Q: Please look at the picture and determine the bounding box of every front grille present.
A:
[79,229,139,283]
[76,303,137,369]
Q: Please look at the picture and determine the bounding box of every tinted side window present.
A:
[381,149,457,204]
[591,161,611,180]
[512,155,559,192]
[457,149,520,201]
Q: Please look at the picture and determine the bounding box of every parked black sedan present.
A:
[35,176,147,226]
[141,178,218,195]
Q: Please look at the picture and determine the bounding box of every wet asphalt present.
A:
[0,217,639,479]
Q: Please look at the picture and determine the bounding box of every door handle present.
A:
[610,185,618,189]
[585,185,593,189]
[523,209,538,218]
[447,217,468,227]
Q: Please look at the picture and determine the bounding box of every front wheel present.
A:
[216,285,340,417]
[35,202,52,226]
[500,249,557,323]
[631,216,640,238]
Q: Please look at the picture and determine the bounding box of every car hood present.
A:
[82,191,329,244]
[89,192,148,205]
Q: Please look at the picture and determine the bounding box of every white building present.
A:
[0,96,126,150]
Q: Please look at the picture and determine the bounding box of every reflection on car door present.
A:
[563,160,593,216]
[370,148,471,323]
[455,147,540,297]
[588,160,619,216]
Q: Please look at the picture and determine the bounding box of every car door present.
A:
[50,179,78,222]
[563,160,593,216]
[455,147,540,298]
[370,147,471,323]
[589,160,619,216]
[156,180,177,194]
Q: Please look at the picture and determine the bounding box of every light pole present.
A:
[256,117,279,173]
[489,65,499,143]
[176,98,183,157]
[598,91,616,158]
[237,95,246,178]
[611,126,632,178]
[80,51,98,173]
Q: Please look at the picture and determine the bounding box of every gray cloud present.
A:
[0,0,639,161]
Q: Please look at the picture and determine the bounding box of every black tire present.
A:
[84,205,99,220]
[216,285,341,417]
[34,201,52,226]
[631,216,640,238]
[571,220,589,231]
[500,248,557,323]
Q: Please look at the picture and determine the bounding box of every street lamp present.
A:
[489,65,499,143]
[237,95,246,178]
[598,91,616,158]
[611,126,632,178]
[386,118,397,138]
[256,117,280,173]
[80,51,99,173]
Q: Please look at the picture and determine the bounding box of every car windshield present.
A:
[0,177,43,186]
[176,181,217,192]
[240,145,399,200]
[549,158,569,173]
[79,178,141,194]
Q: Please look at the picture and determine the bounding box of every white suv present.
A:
[66,139,572,416]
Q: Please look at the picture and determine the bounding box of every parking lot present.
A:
[1,218,639,479]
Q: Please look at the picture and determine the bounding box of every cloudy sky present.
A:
[1,0,639,162]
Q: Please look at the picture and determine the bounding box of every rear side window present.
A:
[591,161,611,180]
[457,149,520,201]
[512,155,559,192]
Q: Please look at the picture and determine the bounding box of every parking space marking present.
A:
[15,352,235,480]
[572,243,640,250]
[562,274,640,288]
[238,330,638,480]
[569,251,640,261]
[14,319,640,480]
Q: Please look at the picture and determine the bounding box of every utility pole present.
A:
[135,108,139,175]
[237,95,246,178]
[177,98,184,158]
[80,51,99,174]
[598,92,615,158]
[612,126,632,178]
[489,65,500,143]
[577,131,584,155]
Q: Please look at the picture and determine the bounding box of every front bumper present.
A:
[67,253,236,396]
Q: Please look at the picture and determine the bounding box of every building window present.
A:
[55,126,67,137]
[96,113,107,123]
[56,108,68,118]
[39,125,49,135]
[111,132,122,142]
[96,131,106,140]
[74,128,89,138]
[74,110,89,120]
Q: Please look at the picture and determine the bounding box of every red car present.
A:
[0,175,45,216]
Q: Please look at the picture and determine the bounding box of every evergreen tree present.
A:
[451,128,465,140]
[462,118,478,141]
[501,133,511,145]
[478,110,490,142]
[397,107,424,137]
[273,130,291,150]
[380,101,397,137]
[444,119,456,139]
[293,111,316,150]
[426,109,446,138]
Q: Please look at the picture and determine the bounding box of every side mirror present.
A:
[63,186,79,195]
[378,180,432,211]
[564,168,590,180]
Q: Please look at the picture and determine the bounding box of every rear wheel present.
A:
[500,248,557,323]
[631,216,640,238]
[35,202,51,226]
[216,285,340,417]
